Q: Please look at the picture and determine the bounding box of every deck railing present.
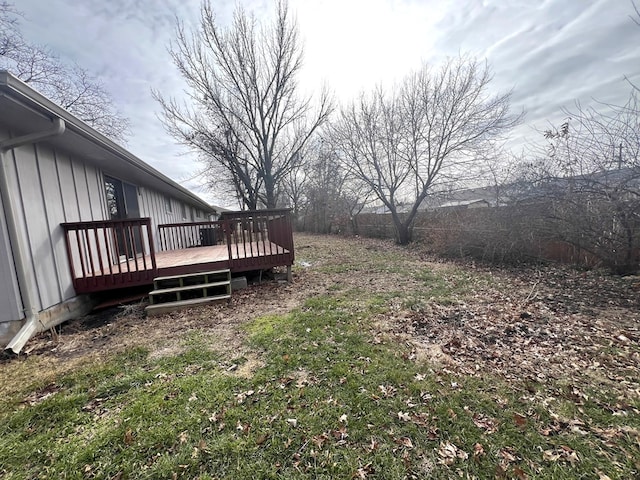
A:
[62,209,294,293]
[157,221,228,251]
[158,209,294,271]
[61,218,157,292]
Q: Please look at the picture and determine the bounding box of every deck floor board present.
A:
[81,241,288,279]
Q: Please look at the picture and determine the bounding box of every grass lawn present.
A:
[0,233,638,479]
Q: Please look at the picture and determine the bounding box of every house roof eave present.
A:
[0,71,220,213]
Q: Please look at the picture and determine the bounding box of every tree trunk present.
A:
[394,221,412,245]
[350,216,359,236]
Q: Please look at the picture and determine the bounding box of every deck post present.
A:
[287,264,293,283]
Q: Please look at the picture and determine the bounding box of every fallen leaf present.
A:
[543,449,560,462]
[312,434,328,449]
[124,428,134,446]
[513,413,527,428]
[397,411,410,422]
[395,436,414,449]
[514,466,528,480]
[437,441,467,465]
[499,447,518,464]
[473,443,485,457]
[368,437,379,452]
[353,469,367,479]
[236,421,249,433]
[333,426,348,441]
[472,413,498,434]
[352,463,374,479]
[378,384,397,397]
[595,470,613,480]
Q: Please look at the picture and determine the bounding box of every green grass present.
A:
[0,241,638,478]
[1,291,638,479]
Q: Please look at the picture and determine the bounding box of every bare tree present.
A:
[155,0,333,210]
[331,56,519,244]
[0,2,129,141]
[281,157,309,224]
[518,92,640,274]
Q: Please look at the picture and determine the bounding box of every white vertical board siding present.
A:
[138,188,209,250]
[0,201,22,322]
[5,141,106,313]
[0,125,24,322]
[0,124,23,322]
[139,187,178,250]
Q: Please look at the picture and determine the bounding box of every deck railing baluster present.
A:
[84,227,98,286]
[112,225,123,275]
[234,221,240,260]
[101,226,113,277]
[246,218,254,258]
[121,222,131,275]
[140,223,148,271]
[63,228,77,282]
[74,229,87,281]
[146,220,157,271]
[93,226,105,278]
[224,219,233,269]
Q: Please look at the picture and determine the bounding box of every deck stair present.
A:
[145,269,231,316]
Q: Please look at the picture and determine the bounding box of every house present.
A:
[0,71,294,353]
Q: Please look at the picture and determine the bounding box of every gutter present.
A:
[0,71,214,214]
[1,117,66,353]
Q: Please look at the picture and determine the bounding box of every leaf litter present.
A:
[3,233,639,478]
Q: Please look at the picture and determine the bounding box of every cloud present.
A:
[11,0,640,205]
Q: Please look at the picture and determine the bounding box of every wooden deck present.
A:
[62,210,294,294]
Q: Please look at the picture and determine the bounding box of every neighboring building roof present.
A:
[0,70,220,214]
[419,185,501,210]
[438,199,490,208]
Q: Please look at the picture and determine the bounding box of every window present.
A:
[181,203,187,220]
[164,196,172,213]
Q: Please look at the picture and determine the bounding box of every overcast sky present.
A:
[14,0,640,207]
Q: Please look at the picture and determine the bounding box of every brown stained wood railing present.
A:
[62,217,157,293]
[220,209,294,270]
[158,209,294,272]
[157,221,225,251]
[61,210,294,293]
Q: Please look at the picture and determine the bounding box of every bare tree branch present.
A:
[155,0,333,209]
[518,90,640,274]
[0,3,129,141]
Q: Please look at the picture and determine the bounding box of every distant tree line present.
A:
[159,0,639,274]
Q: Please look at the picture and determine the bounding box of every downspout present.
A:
[1,117,65,353]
